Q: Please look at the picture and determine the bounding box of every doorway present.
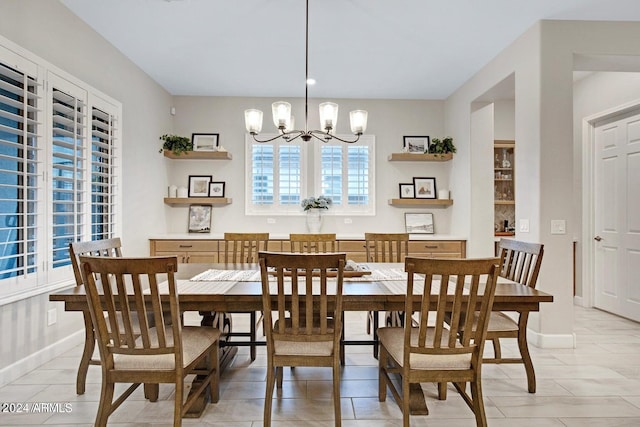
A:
[587,105,640,322]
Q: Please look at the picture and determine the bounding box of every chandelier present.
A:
[244,0,368,144]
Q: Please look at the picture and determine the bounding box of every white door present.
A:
[594,110,640,321]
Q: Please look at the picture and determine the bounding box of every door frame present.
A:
[581,98,640,308]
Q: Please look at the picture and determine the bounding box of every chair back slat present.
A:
[498,239,544,288]
[259,252,345,346]
[79,256,181,362]
[404,257,499,361]
[223,233,269,263]
[289,233,337,253]
[365,232,409,262]
[69,238,123,286]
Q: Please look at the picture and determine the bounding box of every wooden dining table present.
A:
[49,261,553,416]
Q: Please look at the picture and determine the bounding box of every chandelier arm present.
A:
[309,130,361,144]
[250,131,304,143]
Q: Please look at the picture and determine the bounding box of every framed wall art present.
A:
[405,212,434,234]
[188,205,212,233]
[188,175,212,197]
[209,181,225,197]
[191,133,219,152]
[413,177,437,199]
[403,136,430,154]
[399,183,415,199]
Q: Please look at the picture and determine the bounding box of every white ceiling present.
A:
[60,0,640,100]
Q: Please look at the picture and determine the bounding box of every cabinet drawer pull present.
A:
[179,245,193,248]
[424,245,438,249]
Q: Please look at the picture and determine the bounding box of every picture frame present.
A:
[209,181,225,198]
[413,177,437,199]
[405,212,434,234]
[188,175,212,197]
[403,136,430,154]
[188,205,212,233]
[399,183,415,199]
[191,133,219,152]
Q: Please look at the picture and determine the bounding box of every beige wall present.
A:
[168,96,448,235]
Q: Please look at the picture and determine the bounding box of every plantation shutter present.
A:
[0,57,41,283]
[50,77,86,269]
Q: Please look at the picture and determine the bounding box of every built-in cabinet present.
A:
[387,152,454,207]
[150,238,466,263]
[494,140,515,235]
[163,150,233,206]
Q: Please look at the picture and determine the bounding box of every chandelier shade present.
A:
[244,0,367,144]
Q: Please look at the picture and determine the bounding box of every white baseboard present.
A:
[574,295,586,307]
[527,328,576,349]
[0,330,84,388]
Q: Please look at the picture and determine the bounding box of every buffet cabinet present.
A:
[150,238,466,263]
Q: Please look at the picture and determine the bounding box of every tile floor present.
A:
[1,306,639,426]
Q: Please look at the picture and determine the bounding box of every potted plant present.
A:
[159,134,192,155]
[429,136,456,157]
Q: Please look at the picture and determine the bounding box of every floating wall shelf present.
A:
[163,150,232,160]
[388,199,453,207]
[387,153,453,162]
[164,197,232,206]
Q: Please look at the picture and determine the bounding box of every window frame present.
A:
[0,35,122,303]
[245,133,375,216]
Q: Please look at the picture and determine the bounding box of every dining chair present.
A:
[378,257,499,427]
[485,238,544,393]
[259,251,346,427]
[79,255,221,427]
[289,233,337,253]
[221,232,270,361]
[288,233,345,363]
[69,238,123,395]
[364,232,409,357]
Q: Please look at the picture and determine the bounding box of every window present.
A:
[0,39,121,300]
[246,134,375,215]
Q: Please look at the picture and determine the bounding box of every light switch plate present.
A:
[266,218,276,224]
[519,219,530,233]
[344,218,353,224]
[551,219,566,235]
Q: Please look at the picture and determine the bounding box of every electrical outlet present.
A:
[266,218,276,224]
[519,219,530,233]
[344,218,352,224]
[551,219,566,235]
[47,308,57,326]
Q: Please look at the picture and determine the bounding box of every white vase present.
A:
[306,209,323,233]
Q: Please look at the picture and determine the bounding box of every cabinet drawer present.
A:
[154,240,218,253]
[408,241,462,254]
[338,240,367,253]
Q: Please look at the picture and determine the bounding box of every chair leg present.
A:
[373,314,379,359]
[402,375,411,427]
[174,377,183,427]
[77,311,95,395]
[378,346,387,402]
[340,315,346,366]
[438,382,447,400]
[470,379,488,427]
[95,379,114,427]
[264,366,276,427]
[492,338,502,359]
[276,366,283,396]
[518,315,536,393]
[250,311,257,361]
[333,362,341,427]
[144,383,159,401]
[209,345,220,403]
